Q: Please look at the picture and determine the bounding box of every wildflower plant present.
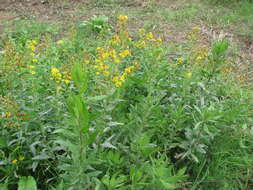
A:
[0,15,252,190]
[80,15,109,33]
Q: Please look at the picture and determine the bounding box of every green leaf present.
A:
[71,62,88,94]
[0,182,8,190]
[32,153,50,161]
[87,95,108,103]
[50,180,65,190]
[161,179,176,189]
[0,137,7,147]
[18,176,37,190]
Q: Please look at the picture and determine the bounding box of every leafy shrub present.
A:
[0,15,252,190]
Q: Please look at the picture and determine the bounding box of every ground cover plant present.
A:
[1,1,253,190]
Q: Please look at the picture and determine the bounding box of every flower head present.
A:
[51,67,62,79]
[30,71,36,75]
[176,57,184,64]
[118,15,128,22]
[146,32,154,40]
[118,49,131,58]
[196,56,204,61]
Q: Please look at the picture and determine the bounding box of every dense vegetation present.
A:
[0,1,253,190]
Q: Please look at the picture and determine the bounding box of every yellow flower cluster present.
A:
[117,15,130,42]
[94,46,132,78]
[109,34,121,46]
[2,111,12,118]
[96,46,132,64]
[51,67,71,85]
[118,15,128,22]
[26,40,38,63]
[12,156,25,164]
[176,57,184,64]
[135,41,146,48]
[191,47,209,65]
[112,65,136,87]
[146,32,154,41]
[112,75,125,87]
[28,65,36,75]
[96,46,118,63]
[91,16,144,89]
[118,49,131,58]
[94,64,110,77]
[26,40,37,52]
[135,29,163,48]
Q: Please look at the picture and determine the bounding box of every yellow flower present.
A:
[118,15,128,21]
[176,57,184,64]
[196,56,204,61]
[12,159,18,164]
[96,47,102,52]
[135,41,146,48]
[115,81,122,87]
[109,49,117,58]
[30,52,36,57]
[185,72,192,78]
[146,32,154,40]
[114,58,121,63]
[101,52,110,59]
[51,67,59,74]
[30,71,36,75]
[95,58,103,63]
[4,111,11,118]
[63,80,70,84]
[156,38,163,43]
[66,75,72,80]
[109,39,121,46]
[109,35,122,46]
[30,46,36,52]
[138,28,146,36]
[51,67,62,79]
[18,156,25,161]
[96,72,100,75]
[118,49,131,58]
[124,66,135,74]
[32,58,38,63]
[112,76,124,87]
[119,76,125,81]
[31,40,37,45]
[96,64,109,71]
[103,71,110,77]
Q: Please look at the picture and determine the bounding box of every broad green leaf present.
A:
[71,62,87,94]
[18,176,37,190]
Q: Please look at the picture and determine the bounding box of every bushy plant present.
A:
[0,15,252,190]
